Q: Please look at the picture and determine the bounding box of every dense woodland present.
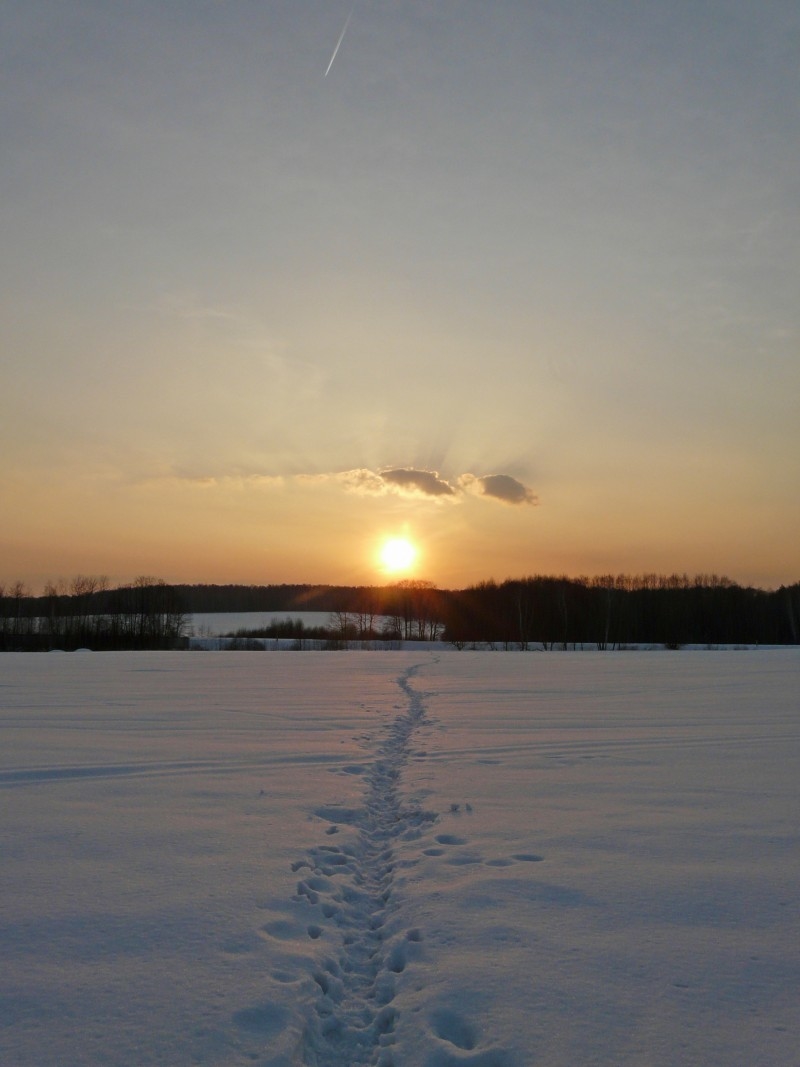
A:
[0,577,185,651]
[1,573,798,650]
[439,575,800,649]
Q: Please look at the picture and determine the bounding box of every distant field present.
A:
[186,611,335,635]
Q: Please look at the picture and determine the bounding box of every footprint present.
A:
[376,1004,398,1035]
[430,1008,478,1051]
[261,919,303,941]
[317,849,350,867]
[306,875,333,892]
[435,834,467,846]
[313,970,343,1002]
[387,943,407,974]
[446,854,482,866]
[296,881,319,904]
[319,856,351,875]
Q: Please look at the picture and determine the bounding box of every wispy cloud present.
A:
[149,465,538,506]
[147,470,286,491]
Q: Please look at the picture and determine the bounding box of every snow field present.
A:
[1,650,798,1066]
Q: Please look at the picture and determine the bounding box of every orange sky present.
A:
[2,2,798,593]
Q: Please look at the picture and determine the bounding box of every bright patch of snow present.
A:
[187,611,335,636]
[1,650,798,1065]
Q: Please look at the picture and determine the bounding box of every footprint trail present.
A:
[297,662,435,1066]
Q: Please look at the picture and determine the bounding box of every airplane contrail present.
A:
[325,2,357,77]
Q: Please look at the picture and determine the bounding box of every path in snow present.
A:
[294,663,437,1066]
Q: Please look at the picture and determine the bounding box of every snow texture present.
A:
[1,650,798,1066]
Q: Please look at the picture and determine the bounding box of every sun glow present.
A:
[379,537,417,574]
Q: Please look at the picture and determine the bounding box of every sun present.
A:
[379,537,417,574]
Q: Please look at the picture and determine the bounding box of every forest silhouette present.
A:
[2,573,798,650]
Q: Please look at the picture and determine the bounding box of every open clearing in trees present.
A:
[1,650,798,1065]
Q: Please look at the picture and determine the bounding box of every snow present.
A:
[187,612,335,636]
[1,650,798,1066]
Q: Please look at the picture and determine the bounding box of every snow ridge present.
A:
[296,663,435,1066]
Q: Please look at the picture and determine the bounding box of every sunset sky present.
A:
[2,0,798,592]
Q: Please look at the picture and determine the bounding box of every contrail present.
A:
[325,2,356,77]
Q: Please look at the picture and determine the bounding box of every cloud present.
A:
[142,469,285,491]
[335,469,387,493]
[459,473,538,505]
[307,467,538,505]
[142,465,537,507]
[319,467,457,499]
[380,468,456,498]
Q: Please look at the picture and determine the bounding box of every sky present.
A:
[1,0,798,593]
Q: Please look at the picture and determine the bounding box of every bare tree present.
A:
[391,580,443,641]
[9,581,30,636]
[329,610,356,647]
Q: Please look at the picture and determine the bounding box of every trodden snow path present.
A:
[295,663,436,1066]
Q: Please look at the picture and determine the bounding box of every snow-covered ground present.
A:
[186,612,406,650]
[1,650,798,1066]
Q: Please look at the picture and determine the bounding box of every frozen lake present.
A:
[1,650,798,1066]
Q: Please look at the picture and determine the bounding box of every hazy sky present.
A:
[2,0,798,592]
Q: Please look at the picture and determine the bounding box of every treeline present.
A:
[228,582,444,644]
[441,574,800,648]
[174,583,395,614]
[2,573,799,651]
[175,581,445,639]
[0,577,185,650]
[176,574,800,647]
